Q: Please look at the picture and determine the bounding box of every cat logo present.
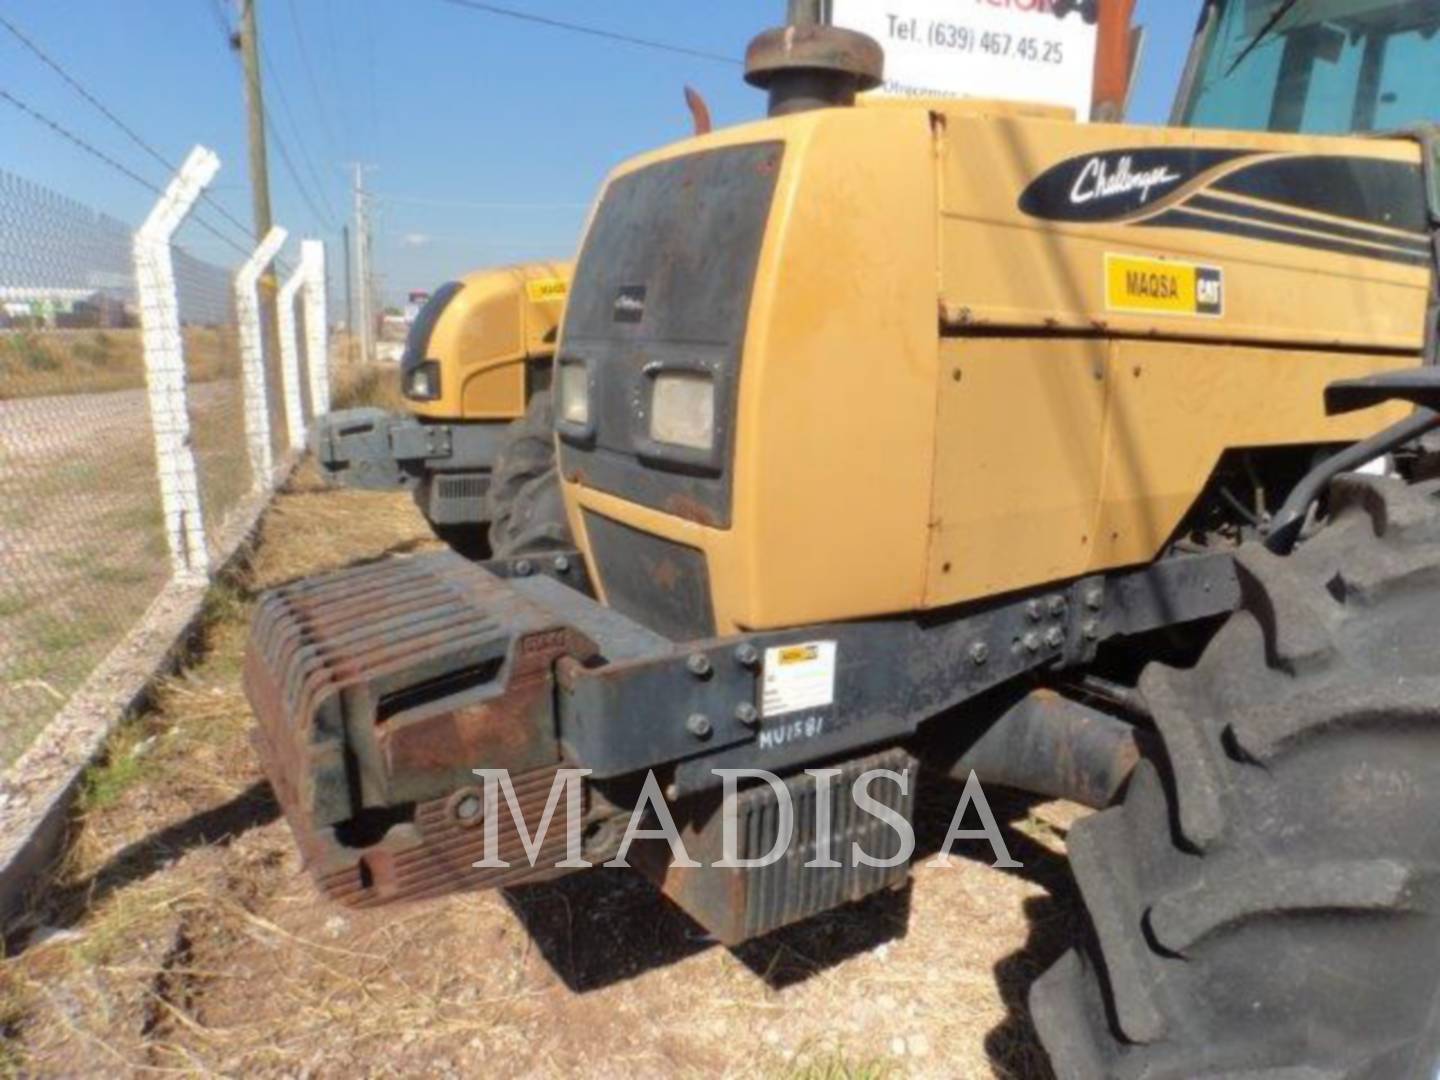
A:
[1106,254,1224,318]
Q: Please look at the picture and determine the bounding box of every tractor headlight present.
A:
[405,361,441,401]
[650,371,715,452]
[557,361,590,426]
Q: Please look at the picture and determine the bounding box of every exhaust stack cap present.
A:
[745,24,884,117]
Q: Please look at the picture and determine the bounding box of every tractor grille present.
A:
[438,475,488,501]
[737,748,916,940]
[638,748,917,944]
[558,142,785,529]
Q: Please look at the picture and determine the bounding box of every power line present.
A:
[0,11,172,175]
[435,0,741,66]
[361,0,381,162]
[264,94,341,233]
[0,9,257,248]
[207,0,236,51]
[0,87,253,261]
[255,21,340,228]
[375,193,589,210]
[0,88,158,196]
[321,0,355,155]
[284,0,342,165]
[213,5,340,236]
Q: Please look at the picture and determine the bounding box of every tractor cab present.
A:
[1176,0,1440,134]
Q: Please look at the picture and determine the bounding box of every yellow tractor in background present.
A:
[314,262,574,558]
[249,1,1440,1075]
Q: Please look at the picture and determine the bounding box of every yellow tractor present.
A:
[314,262,573,557]
[248,1,1440,1074]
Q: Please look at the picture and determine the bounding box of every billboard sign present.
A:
[827,0,1100,119]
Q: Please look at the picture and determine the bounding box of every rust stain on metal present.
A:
[744,24,884,86]
[663,493,720,528]
[242,551,591,909]
[683,85,713,137]
[312,766,580,909]
[648,555,682,593]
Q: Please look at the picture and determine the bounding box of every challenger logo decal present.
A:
[1019,150,1429,268]
[1069,156,1181,207]
[1020,148,1254,222]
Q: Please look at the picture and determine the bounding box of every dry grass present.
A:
[0,417,172,767]
[329,355,406,413]
[1,462,1082,1078]
[0,377,251,768]
[0,328,241,400]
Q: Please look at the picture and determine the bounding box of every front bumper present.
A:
[312,409,507,521]
[243,545,1240,934]
[241,549,919,936]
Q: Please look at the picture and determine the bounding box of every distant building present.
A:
[0,287,136,329]
[404,290,431,326]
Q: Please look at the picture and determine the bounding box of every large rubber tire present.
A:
[486,391,573,560]
[1034,474,1440,1079]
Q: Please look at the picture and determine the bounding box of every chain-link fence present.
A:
[0,170,172,769]
[0,157,328,772]
[175,249,254,560]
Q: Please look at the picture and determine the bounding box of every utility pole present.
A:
[350,164,375,368]
[342,223,355,369]
[235,0,285,440]
[237,0,273,245]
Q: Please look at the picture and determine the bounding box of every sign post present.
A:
[827,0,1100,119]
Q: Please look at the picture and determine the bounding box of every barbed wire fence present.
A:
[0,146,329,773]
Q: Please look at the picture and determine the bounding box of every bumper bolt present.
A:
[552,555,571,574]
[735,702,760,727]
[1023,631,1042,653]
[1083,619,1101,641]
[969,641,989,666]
[1026,600,1044,622]
[734,642,761,669]
[687,653,713,678]
[514,559,533,578]
[1084,587,1104,611]
[1048,595,1067,617]
[1044,627,1065,649]
[686,713,713,739]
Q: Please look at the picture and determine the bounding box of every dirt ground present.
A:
[1,463,1087,1079]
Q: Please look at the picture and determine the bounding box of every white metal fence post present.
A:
[235,227,288,488]
[302,239,330,416]
[277,263,307,451]
[133,144,221,584]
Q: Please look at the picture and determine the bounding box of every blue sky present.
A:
[0,0,1203,304]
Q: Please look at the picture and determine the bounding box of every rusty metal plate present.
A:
[244,551,596,907]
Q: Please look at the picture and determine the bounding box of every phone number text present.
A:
[886,15,1068,65]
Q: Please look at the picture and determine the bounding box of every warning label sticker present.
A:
[761,641,837,719]
[1105,254,1224,318]
[526,278,569,303]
